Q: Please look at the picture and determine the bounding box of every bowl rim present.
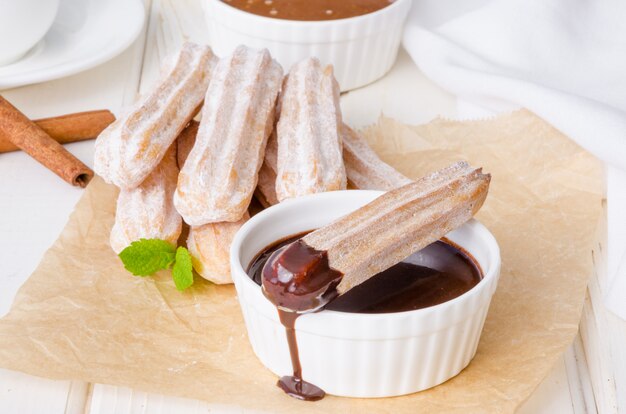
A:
[230,190,501,322]
[206,0,412,27]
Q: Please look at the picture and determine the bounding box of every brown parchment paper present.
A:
[0,110,603,413]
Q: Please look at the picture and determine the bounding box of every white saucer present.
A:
[0,0,144,90]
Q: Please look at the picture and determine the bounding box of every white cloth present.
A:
[402,0,626,319]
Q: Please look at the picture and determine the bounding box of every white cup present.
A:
[231,190,501,397]
[0,0,60,65]
[204,0,413,91]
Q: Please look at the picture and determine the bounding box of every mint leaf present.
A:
[118,239,176,276]
[172,247,194,291]
[118,239,195,291]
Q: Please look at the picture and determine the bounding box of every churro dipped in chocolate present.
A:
[261,161,490,312]
[94,42,215,189]
[110,146,182,253]
[174,45,283,225]
[342,124,412,190]
[275,57,346,201]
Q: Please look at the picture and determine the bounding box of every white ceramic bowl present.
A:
[231,190,501,398]
[203,0,413,91]
[0,0,60,65]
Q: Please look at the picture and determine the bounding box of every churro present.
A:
[110,146,182,253]
[186,213,250,284]
[342,124,412,190]
[174,45,283,225]
[95,42,215,189]
[275,57,346,201]
[261,161,491,312]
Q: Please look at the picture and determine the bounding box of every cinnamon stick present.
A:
[0,109,115,153]
[0,96,94,187]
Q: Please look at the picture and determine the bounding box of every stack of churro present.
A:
[96,42,412,284]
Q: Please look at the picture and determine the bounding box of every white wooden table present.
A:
[1,0,624,412]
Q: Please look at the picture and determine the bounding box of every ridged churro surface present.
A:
[342,124,412,190]
[275,58,346,201]
[95,43,215,189]
[175,45,283,225]
[303,161,490,294]
[110,146,182,253]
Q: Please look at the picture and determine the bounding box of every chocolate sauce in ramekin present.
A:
[247,232,482,400]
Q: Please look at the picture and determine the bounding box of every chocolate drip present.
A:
[275,310,325,401]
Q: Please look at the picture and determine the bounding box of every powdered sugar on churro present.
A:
[341,124,412,190]
[110,145,182,253]
[94,42,215,190]
[275,57,346,201]
[174,45,283,225]
[303,161,491,294]
[186,212,250,284]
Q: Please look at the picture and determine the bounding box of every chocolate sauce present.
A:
[276,310,325,401]
[257,236,339,400]
[261,239,343,312]
[222,0,395,21]
[248,232,482,401]
[327,240,482,313]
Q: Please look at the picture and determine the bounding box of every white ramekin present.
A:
[203,0,413,91]
[0,0,60,65]
[230,190,501,398]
